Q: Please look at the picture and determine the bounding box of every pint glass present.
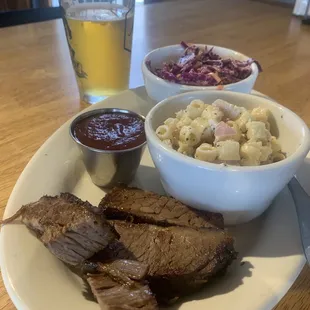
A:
[60,0,135,104]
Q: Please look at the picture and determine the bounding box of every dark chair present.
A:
[302,0,310,24]
[0,2,62,28]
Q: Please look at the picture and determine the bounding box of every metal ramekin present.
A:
[70,108,146,188]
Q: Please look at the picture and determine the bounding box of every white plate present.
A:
[0,87,307,310]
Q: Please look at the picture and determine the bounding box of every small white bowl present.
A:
[145,91,310,225]
[142,44,259,103]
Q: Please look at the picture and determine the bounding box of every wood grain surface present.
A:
[0,0,310,309]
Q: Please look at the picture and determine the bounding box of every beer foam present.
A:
[66,3,132,22]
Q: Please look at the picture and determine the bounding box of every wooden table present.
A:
[0,0,310,309]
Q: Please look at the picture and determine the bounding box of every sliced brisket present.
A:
[95,220,236,302]
[1,189,237,306]
[100,186,224,229]
[1,193,117,265]
[86,260,158,310]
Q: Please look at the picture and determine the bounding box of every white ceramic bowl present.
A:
[145,91,310,225]
[142,44,260,103]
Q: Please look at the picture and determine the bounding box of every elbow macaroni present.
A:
[156,99,285,166]
[162,139,173,148]
[186,99,205,119]
[179,126,201,146]
[201,105,224,123]
[195,143,218,162]
[176,115,192,130]
[164,117,178,129]
[236,109,252,133]
[156,124,173,140]
[191,117,209,135]
[251,107,269,123]
[177,142,195,156]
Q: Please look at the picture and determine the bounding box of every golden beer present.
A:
[64,3,134,103]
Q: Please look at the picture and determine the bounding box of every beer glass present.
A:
[60,0,135,104]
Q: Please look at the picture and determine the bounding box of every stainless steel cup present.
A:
[70,108,146,188]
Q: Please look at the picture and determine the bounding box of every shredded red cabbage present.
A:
[146,42,262,87]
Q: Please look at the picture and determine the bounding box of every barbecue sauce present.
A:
[74,112,146,151]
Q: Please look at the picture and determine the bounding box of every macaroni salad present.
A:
[156,99,285,166]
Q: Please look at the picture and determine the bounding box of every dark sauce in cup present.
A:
[74,111,146,151]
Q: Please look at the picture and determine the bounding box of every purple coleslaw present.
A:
[146,42,262,87]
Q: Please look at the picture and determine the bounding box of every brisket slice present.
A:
[83,260,149,282]
[85,260,158,310]
[1,193,117,266]
[100,186,224,229]
[94,220,237,302]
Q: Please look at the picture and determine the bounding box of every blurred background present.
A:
[0,0,309,29]
[0,0,305,11]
